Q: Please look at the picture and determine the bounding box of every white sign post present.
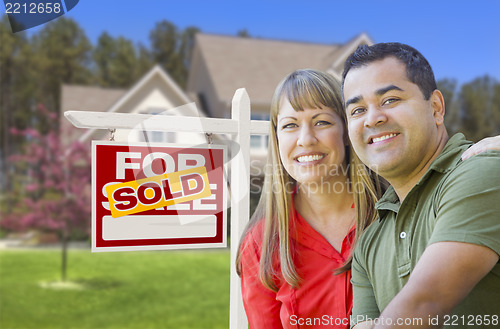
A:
[65,88,269,329]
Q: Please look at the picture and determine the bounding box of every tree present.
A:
[149,20,199,88]
[437,78,459,135]
[150,20,182,82]
[179,26,201,69]
[237,29,250,37]
[457,76,496,141]
[93,31,115,86]
[136,42,154,77]
[93,32,151,87]
[1,104,91,282]
[0,16,34,197]
[30,17,92,117]
[1,16,93,218]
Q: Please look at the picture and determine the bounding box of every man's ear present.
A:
[431,89,446,126]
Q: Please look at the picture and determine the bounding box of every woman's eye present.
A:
[315,120,331,126]
[281,123,297,130]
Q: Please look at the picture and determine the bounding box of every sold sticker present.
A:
[106,166,211,218]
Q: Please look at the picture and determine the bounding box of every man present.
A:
[341,42,500,329]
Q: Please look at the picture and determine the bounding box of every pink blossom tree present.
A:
[1,104,90,281]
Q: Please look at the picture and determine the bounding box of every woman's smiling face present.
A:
[277,98,348,187]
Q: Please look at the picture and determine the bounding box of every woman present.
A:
[236,69,500,328]
[236,69,382,328]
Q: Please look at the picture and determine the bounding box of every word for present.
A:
[115,152,206,179]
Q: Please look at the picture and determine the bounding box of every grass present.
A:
[0,248,231,329]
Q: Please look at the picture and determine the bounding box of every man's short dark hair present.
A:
[341,42,437,100]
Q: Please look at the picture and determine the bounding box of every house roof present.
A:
[60,85,127,144]
[62,65,212,143]
[104,65,198,115]
[61,84,127,114]
[190,33,372,106]
[62,66,200,116]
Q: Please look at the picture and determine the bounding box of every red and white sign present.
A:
[92,141,227,252]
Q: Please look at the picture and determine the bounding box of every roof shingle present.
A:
[193,34,344,104]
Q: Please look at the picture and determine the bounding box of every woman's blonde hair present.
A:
[236,69,383,292]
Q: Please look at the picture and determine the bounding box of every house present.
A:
[60,65,210,147]
[187,32,372,118]
[61,32,373,178]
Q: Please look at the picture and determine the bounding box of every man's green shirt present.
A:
[351,134,500,328]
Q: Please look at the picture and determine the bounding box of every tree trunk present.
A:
[61,232,68,282]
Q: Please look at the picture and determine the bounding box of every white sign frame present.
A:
[66,88,266,329]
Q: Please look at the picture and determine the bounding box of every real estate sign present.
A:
[92,141,227,252]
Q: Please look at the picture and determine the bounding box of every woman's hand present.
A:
[462,135,500,160]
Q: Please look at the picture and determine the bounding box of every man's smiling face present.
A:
[342,56,444,182]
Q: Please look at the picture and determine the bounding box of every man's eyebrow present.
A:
[345,85,404,109]
[345,95,363,109]
[376,85,404,96]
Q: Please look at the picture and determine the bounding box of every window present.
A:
[250,113,270,150]
[145,108,176,143]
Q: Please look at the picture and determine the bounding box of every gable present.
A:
[326,32,374,80]
[65,65,207,143]
[105,65,196,115]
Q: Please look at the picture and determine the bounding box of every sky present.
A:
[3,0,500,84]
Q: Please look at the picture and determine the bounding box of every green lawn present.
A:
[0,248,231,329]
